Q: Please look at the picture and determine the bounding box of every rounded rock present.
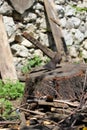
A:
[82,39,87,50]
[74,29,84,43]
[82,49,87,59]
[69,46,78,58]
[55,0,66,5]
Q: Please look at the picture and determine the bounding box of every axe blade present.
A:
[44,53,62,70]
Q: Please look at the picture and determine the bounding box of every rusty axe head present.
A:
[44,53,62,70]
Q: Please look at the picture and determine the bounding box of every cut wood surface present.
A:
[43,0,68,57]
[0,15,17,82]
[22,63,87,104]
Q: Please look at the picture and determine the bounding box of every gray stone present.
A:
[8,33,16,43]
[0,1,13,15]
[84,23,87,30]
[11,44,29,57]
[34,3,44,11]
[13,57,23,66]
[25,23,37,32]
[60,17,66,28]
[74,29,84,43]
[0,0,4,5]
[82,49,87,59]
[34,49,43,58]
[56,5,65,18]
[21,38,33,48]
[36,17,43,24]
[17,50,30,58]
[9,0,35,14]
[35,9,41,16]
[29,48,35,54]
[39,18,47,31]
[71,28,76,35]
[62,30,73,46]
[39,33,50,47]
[24,13,37,23]
[66,19,74,29]
[3,16,16,37]
[86,15,87,22]
[73,57,82,62]
[69,46,78,58]
[85,31,87,38]
[82,39,87,50]
[84,23,87,37]
[66,0,77,5]
[76,12,86,21]
[79,22,86,33]
[70,17,81,28]
[65,5,76,17]
[14,57,28,72]
[77,2,87,8]
[83,0,87,5]
[55,0,66,5]
[17,22,26,30]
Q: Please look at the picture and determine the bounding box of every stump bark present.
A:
[22,63,87,104]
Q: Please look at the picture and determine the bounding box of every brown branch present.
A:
[17,107,45,116]
[0,121,20,125]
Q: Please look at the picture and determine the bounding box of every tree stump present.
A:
[22,63,87,104]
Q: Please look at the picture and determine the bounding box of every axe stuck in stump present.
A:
[22,32,62,70]
[22,0,68,70]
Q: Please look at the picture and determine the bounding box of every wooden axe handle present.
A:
[23,32,56,59]
[22,32,62,70]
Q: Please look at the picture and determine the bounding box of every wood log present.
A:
[43,0,68,58]
[0,15,17,82]
[22,63,87,104]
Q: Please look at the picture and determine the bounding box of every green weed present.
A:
[0,80,24,120]
[72,5,87,12]
[0,80,24,100]
[21,55,43,74]
[0,98,12,119]
[0,98,20,120]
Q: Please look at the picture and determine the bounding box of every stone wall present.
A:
[0,0,87,74]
